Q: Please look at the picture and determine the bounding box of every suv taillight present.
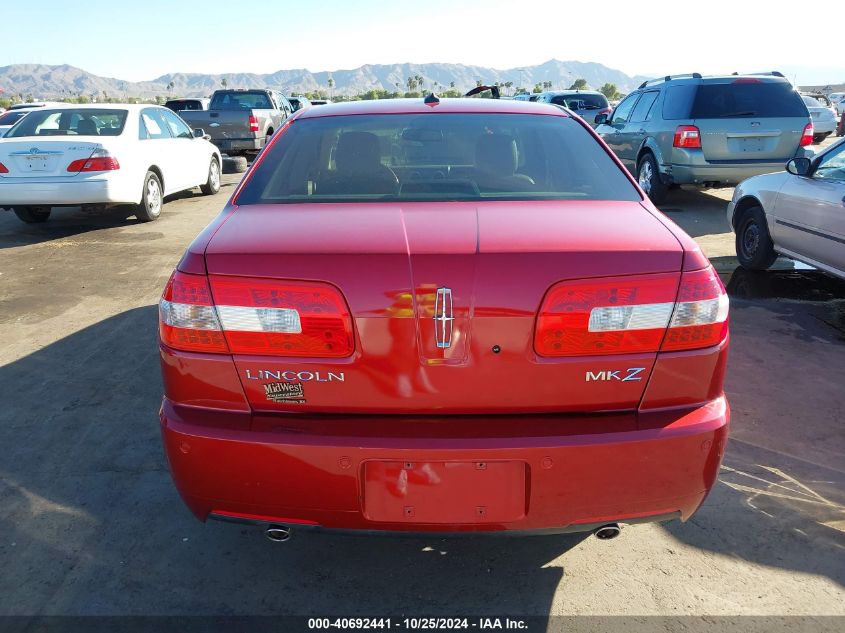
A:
[159,271,354,357]
[248,115,259,133]
[673,125,701,149]
[0,162,8,174]
[800,122,814,147]
[534,266,728,357]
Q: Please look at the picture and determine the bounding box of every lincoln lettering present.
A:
[245,369,345,382]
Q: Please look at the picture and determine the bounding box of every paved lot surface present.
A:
[1,143,843,618]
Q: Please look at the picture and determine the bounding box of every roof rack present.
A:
[638,73,702,89]
[731,71,786,78]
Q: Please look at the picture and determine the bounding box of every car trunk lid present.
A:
[0,139,103,178]
[203,201,684,414]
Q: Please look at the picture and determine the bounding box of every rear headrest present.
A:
[76,119,98,136]
[335,131,382,172]
[476,134,518,175]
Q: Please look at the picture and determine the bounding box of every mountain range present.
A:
[0,60,649,99]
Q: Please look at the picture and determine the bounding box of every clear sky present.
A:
[1,0,842,85]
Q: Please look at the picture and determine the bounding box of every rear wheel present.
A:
[813,132,830,143]
[736,206,777,270]
[637,153,669,205]
[13,206,51,224]
[200,157,221,195]
[136,171,163,222]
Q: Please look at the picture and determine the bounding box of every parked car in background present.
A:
[595,72,812,203]
[728,139,845,280]
[533,90,611,127]
[164,98,210,113]
[512,93,538,102]
[158,97,729,540]
[310,99,333,106]
[0,107,39,137]
[827,92,845,115]
[800,94,837,142]
[0,104,221,223]
[178,89,292,157]
[288,96,311,111]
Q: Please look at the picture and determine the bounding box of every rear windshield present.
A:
[210,91,273,110]
[0,111,28,126]
[5,109,128,137]
[549,94,609,110]
[236,112,640,204]
[165,100,203,111]
[691,82,807,118]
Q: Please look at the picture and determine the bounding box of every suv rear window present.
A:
[691,82,807,118]
[236,113,640,204]
[210,91,273,110]
[549,94,609,110]
[165,100,203,111]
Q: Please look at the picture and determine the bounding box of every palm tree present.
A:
[221,77,228,89]
[328,77,335,99]
[407,76,416,93]
[450,81,455,90]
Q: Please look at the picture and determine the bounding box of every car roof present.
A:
[542,90,604,96]
[33,104,155,113]
[295,97,568,119]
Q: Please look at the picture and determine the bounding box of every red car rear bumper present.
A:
[160,397,728,534]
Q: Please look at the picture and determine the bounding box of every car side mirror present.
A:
[193,128,207,139]
[594,113,609,125]
[786,157,811,176]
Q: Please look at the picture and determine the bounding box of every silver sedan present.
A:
[727,139,845,280]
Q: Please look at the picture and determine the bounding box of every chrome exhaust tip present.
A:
[593,523,621,540]
[266,525,292,542]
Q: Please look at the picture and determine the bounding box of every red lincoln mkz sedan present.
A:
[158,97,729,541]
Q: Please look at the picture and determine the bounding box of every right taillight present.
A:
[158,271,354,357]
[673,125,701,149]
[535,266,728,357]
[0,162,8,174]
[67,149,120,173]
[800,122,814,147]
[661,267,729,351]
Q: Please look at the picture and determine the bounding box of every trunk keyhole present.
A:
[492,345,501,354]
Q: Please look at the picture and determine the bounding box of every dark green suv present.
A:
[594,73,812,203]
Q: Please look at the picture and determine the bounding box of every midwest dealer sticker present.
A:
[263,382,306,403]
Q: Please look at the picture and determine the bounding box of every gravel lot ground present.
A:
[0,140,843,624]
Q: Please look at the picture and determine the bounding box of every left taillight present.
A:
[248,115,259,133]
[0,162,8,174]
[800,122,814,147]
[159,272,354,357]
[67,149,120,173]
[534,266,728,357]
[673,125,701,149]
[159,272,228,353]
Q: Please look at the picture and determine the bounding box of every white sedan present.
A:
[727,139,845,280]
[801,95,837,142]
[0,104,222,223]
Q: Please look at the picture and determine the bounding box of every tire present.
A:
[813,133,829,143]
[13,206,51,224]
[637,153,669,205]
[200,157,221,195]
[736,206,777,271]
[136,171,163,222]
[223,155,248,174]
